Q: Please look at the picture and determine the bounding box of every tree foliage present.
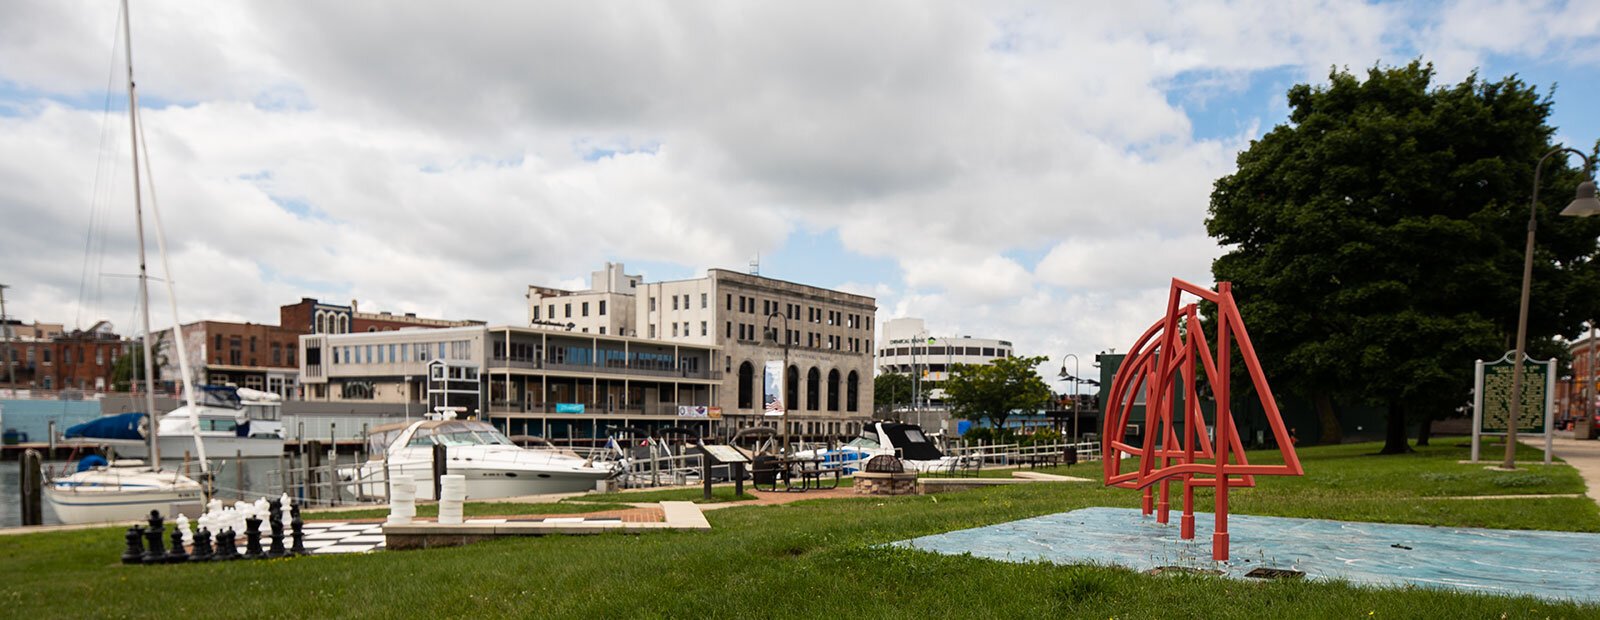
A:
[1207,61,1600,454]
[945,355,1053,430]
[873,372,911,412]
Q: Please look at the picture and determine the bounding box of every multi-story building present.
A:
[527,263,878,439]
[1,320,66,390]
[877,317,1015,409]
[525,262,642,335]
[1561,335,1600,426]
[280,297,483,335]
[6,321,132,393]
[298,325,721,442]
[153,321,303,398]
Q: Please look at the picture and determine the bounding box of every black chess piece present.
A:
[289,503,307,556]
[142,510,166,564]
[190,527,213,562]
[121,525,145,565]
[244,516,265,560]
[166,526,188,563]
[215,528,239,561]
[267,515,287,559]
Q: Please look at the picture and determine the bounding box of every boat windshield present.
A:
[409,421,514,448]
[367,428,405,457]
[843,431,880,449]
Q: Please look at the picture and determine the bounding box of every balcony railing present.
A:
[487,400,712,416]
[489,356,722,381]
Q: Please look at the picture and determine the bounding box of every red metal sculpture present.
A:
[1102,279,1303,561]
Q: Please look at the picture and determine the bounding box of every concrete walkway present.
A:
[1527,436,1600,507]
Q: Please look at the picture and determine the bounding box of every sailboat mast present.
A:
[121,0,160,466]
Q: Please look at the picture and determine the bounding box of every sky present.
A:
[3,0,1600,388]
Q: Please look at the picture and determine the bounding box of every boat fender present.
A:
[77,454,109,472]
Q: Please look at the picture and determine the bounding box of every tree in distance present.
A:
[1207,61,1600,454]
[944,355,1053,431]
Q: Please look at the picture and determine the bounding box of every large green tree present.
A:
[945,355,1053,430]
[873,372,911,414]
[1207,61,1600,454]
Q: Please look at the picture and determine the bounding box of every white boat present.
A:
[342,416,623,501]
[46,460,204,525]
[43,0,205,525]
[70,385,286,460]
[795,421,961,473]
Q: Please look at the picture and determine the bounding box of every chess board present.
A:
[301,517,626,554]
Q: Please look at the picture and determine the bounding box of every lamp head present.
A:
[1559,180,1600,217]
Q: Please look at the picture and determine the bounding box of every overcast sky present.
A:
[3,1,1599,386]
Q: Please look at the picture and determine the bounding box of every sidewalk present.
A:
[1525,436,1600,507]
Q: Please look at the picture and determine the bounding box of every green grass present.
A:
[3,440,1596,618]
[308,501,636,521]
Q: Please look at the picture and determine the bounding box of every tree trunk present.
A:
[1314,392,1342,445]
[1380,401,1413,454]
[1416,414,1432,447]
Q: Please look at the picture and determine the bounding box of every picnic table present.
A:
[752,456,841,492]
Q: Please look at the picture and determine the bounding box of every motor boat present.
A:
[63,385,286,460]
[341,415,624,500]
[794,421,961,473]
[45,458,205,525]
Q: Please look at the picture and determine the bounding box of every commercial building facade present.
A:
[528,264,878,440]
[298,325,721,442]
[877,317,1014,407]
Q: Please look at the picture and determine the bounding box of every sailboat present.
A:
[43,0,205,525]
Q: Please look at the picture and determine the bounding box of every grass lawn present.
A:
[2,440,1595,618]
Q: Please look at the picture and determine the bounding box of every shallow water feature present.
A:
[893,507,1600,603]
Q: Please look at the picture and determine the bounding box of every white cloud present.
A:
[0,0,1593,391]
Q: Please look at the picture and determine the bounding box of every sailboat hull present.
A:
[43,468,204,524]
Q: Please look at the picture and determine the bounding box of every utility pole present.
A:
[0,284,14,387]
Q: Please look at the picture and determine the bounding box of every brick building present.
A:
[153,321,303,398]
[0,320,130,393]
[279,298,482,335]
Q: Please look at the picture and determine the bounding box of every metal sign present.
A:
[1470,351,1554,464]
[699,444,750,464]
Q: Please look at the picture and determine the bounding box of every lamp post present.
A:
[1058,354,1081,442]
[765,311,791,455]
[1506,146,1600,470]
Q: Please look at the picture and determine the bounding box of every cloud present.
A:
[0,0,1594,391]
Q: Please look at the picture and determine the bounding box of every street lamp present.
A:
[1506,146,1600,470]
[765,311,791,455]
[1058,354,1081,443]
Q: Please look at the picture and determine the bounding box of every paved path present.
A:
[1524,436,1600,507]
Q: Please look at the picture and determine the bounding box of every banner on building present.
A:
[555,403,586,414]
[677,405,723,419]
[763,360,785,415]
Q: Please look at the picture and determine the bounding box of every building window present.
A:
[650,297,657,312]
[701,293,707,309]
[683,294,690,309]
[672,296,679,311]
[565,303,572,318]
[726,294,732,310]
[533,306,541,321]
[599,327,606,335]
[599,300,607,316]
[250,337,257,352]
[672,323,679,337]
[701,321,707,336]
[215,334,223,351]
[548,304,555,320]
[649,325,657,338]
[582,302,590,317]
[726,322,732,338]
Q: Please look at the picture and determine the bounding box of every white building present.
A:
[298,324,723,441]
[877,317,1014,407]
[527,263,878,440]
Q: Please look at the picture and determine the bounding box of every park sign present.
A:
[1470,351,1554,464]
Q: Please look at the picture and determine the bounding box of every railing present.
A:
[491,357,722,381]
[284,415,409,443]
[943,440,1102,467]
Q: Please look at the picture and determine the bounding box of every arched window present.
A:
[847,370,860,412]
[738,362,755,410]
[806,367,820,410]
[786,365,799,412]
[314,311,326,334]
[827,369,841,411]
[337,314,349,333]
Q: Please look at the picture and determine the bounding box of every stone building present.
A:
[527,263,877,439]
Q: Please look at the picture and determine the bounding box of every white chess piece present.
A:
[174,513,193,548]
